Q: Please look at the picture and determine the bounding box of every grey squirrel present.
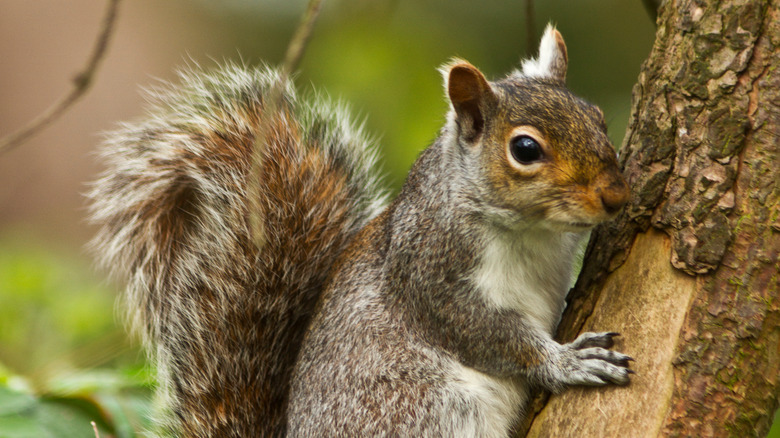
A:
[89,25,632,437]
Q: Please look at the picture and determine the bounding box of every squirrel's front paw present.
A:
[540,332,633,393]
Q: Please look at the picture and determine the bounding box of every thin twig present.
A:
[91,421,100,438]
[281,0,325,79]
[267,0,324,103]
[248,0,325,247]
[0,0,122,153]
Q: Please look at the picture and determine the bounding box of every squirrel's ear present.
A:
[521,24,568,83]
[444,61,497,143]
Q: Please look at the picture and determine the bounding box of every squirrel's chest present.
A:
[470,233,577,333]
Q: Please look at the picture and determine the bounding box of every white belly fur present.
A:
[448,361,528,437]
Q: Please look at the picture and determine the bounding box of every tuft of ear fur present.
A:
[520,23,568,83]
[442,60,497,143]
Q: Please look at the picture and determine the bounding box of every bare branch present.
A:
[0,0,122,154]
[248,0,325,247]
[281,0,325,79]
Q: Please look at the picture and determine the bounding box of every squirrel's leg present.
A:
[418,291,632,393]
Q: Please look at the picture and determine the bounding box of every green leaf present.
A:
[0,415,55,438]
[35,397,112,438]
[0,385,109,438]
[0,386,36,417]
[0,366,154,437]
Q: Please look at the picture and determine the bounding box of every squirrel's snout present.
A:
[598,176,630,215]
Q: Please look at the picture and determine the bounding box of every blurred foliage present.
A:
[184,0,657,188]
[0,231,152,436]
[0,231,142,378]
[1,0,778,435]
[0,366,153,438]
[773,412,780,438]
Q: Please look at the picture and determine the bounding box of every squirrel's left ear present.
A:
[444,61,498,143]
[521,24,568,84]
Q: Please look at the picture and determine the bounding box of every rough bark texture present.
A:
[525,0,780,436]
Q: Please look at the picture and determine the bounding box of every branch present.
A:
[281,0,325,80]
[0,0,122,154]
[248,0,325,247]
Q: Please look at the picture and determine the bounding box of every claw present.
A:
[617,355,634,367]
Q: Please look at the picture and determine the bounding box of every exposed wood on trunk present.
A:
[524,0,780,436]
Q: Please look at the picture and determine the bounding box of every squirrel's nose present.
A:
[599,176,629,215]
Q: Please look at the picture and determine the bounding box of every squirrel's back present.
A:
[88,64,386,437]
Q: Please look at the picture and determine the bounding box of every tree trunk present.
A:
[524,0,780,436]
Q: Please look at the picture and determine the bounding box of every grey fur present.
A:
[89,26,632,438]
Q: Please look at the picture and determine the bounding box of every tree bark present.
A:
[524,0,780,436]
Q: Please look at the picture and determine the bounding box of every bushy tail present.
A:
[88,64,386,437]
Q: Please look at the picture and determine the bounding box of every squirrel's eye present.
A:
[509,135,543,164]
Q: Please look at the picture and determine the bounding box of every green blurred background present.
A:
[0,0,775,436]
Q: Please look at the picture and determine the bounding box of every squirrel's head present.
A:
[442,24,629,233]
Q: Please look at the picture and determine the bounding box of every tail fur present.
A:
[88,64,386,437]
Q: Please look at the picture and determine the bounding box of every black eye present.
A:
[510,135,543,164]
